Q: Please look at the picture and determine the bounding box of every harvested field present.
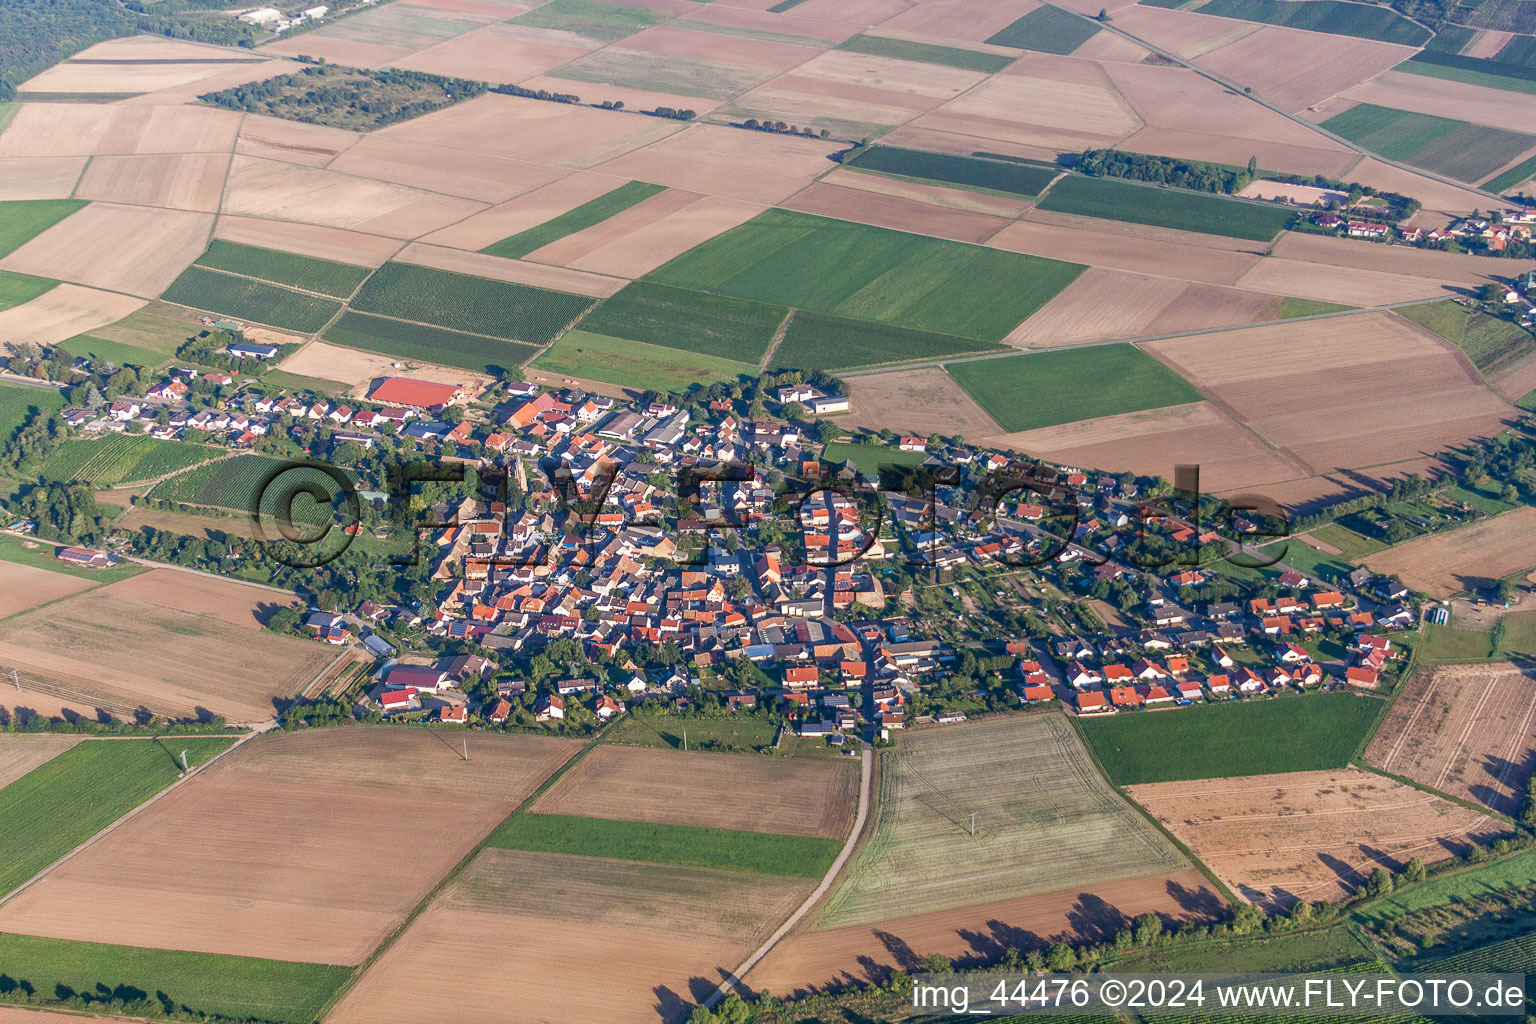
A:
[824,166,1037,218]
[118,505,263,541]
[1367,662,1536,816]
[221,156,486,240]
[0,285,146,349]
[750,869,1223,995]
[1194,26,1415,111]
[73,152,229,212]
[842,366,1003,438]
[1127,768,1510,911]
[520,190,759,277]
[876,0,1045,46]
[1362,505,1536,598]
[983,401,1305,493]
[0,729,581,965]
[1006,267,1285,348]
[1342,70,1536,136]
[0,735,84,790]
[0,157,87,201]
[1233,258,1460,305]
[0,560,95,619]
[261,33,415,67]
[1348,157,1495,215]
[0,568,328,722]
[781,181,1011,243]
[913,69,1142,152]
[1104,59,1347,147]
[0,103,240,157]
[1105,4,1262,58]
[327,848,812,1024]
[120,59,294,107]
[388,22,591,83]
[278,339,491,392]
[1145,313,1517,475]
[532,745,857,839]
[421,170,635,251]
[213,216,402,268]
[597,123,842,203]
[988,219,1261,285]
[20,60,257,95]
[235,115,360,168]
[548,43,780,102]
[63,36,271,62]
[0,203,211,297]
[327,135,564,203]
[1268,231,1531,289]
[394,242,626,298]
[816,714,1187,929]
[1119,127,1359,178]
[379,93,687,169]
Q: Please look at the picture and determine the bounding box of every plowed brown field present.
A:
[1362,505,1536,598]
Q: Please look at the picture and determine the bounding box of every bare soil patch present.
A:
[1344,157,1491,215]
[394,241,626,297]
[328,134,565,203]
[419,170,632,251]
[0,203,212,297]
[0,157,87,201]
[1344,70,1536,136]
[541,193,765,278]
[914,70,1141,152]
[533,745,858,839]
[0,729,582,965]
[0,735,85,790]
[521,187,699,265]
[1362,505,1536,598]
[749,869,1223,996]
[1270,232,1531,287]
[0,285,147,349]
[327,848,812,1024]
[983,401,1305,494]
[1195,27,1415,112]
[1146,312,1516,476]
[824,166,1037,218]
[0,561,97,620]
[1368,662,1536,816]
[844,366,1003,437]
[877,0,1043,45]
[278,338,494,392]
[74,152,229,212]
[1105,4,1262,57]
[222,156,487,239]
[0,569,328,721]
[1235,258,1456,306]
[1128,768,1510,910]
[388,22,590,83]
[988,219,1261,285]
[1120,127,1358,179]
[118,505,261,541]
[21,61,253,95]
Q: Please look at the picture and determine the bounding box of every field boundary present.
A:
[0,730,256,907]
[1064,711,1238,905]
[1351,758,1520,826]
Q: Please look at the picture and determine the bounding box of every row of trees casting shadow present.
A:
[0,977,278,1024]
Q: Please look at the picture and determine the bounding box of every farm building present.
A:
[227,342,280,359]
[56,546,114,569]
[366,378,466,410]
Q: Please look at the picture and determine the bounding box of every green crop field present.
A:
[161,267,341,333]
[507,0,666,43]
[816,714,1187,929]
[0,737,233,897]
[1404,932,1536,1001]
[1108,923,1377,973]
[1307,522,1386,560]
[60,333,171,370]
[1420,624,1497,663]
[36,435,217,486]
[481,181,665,259]
[193,240,372,298]
[822,440,930,476]
[835,34,1013,72]
[1276,296,1355,318]
[577,281,785,362]
[648,209,1085,342]
[1496,34,1536,66]
[490,812,839,877]
[845,145,1060,197]
[532,330,755,392]
[0,199,85,259]
[985,6,1103,51]
[946,345,1204,433]
[1397,301,1536,376]
[1038,175,1295,240]
[1354,848,1536,926]
[1080,692,1386,785]
[0,380,66,442]
[1486,152,1536,192]
[1399,52,1536,96]
[1192,0,1429,43]
[349,262,594,344]
[0,270,57,313]
[1320,103,1536,182]
[0,933,350,1024]
[324,311,540,374]
[1424,24,1476,51]
[772,310,1005,371]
